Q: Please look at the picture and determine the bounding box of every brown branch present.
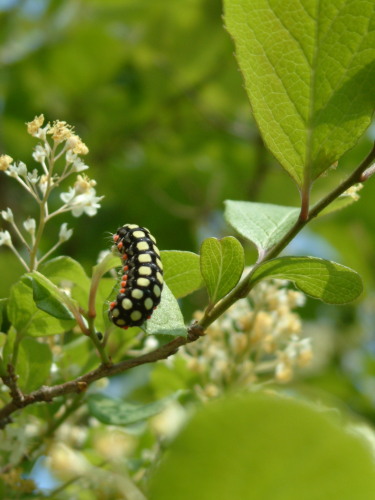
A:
[1,364,24,405]
[0,323,204,428]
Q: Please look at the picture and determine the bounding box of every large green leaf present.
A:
[224,0,375,187]
[225,200,299,254]
[251,256,363,304]
[200,236,244,305]
[149,393,375,500]
[88,392,182,426]
[17,337,52,392]
[144,284,186,337]
[161,250,203,298]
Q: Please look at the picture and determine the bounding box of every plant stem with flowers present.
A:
[0,115,103,272]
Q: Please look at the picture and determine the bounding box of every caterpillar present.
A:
[108,224,163,329]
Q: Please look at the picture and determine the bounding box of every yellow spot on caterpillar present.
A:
[153,284,161,297]
[139,266,152,276]
[116,318,126,326]
[137,241,149,251]
[138,254,152,263]
[144,298,153,310]
[156,272,163,284]
[137,278,150,287]
[121,298,133,310]
[125,224,138,229]
[131,289,144,299]
[156,258,163,270]
[153,245,160,256]
[133,230,145,238]
[131,310,142,321]
[149,234,156,243]
[111,308,120,318]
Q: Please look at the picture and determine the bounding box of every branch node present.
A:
[75,381,88,393]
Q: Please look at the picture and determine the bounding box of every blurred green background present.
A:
[1,0,375,418]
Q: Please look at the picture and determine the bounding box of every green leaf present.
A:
[16,337,52,392]
[319,186,363,217]
[200,236,244,304]
[224,0,375,187]
[225,200,299,255]
[25,272,75,321]
[161,250,203,298]
[251,256,363,304]
[0,298,8,331]
[145,284,186,337]
[8,280,74,336]
[40,256,91,307]
[88,392,182,426]
[92,252,120,280]
[149,393,375,500]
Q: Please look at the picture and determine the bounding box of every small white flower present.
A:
[6,162,27,178]
[16,161,27,176]
[1,208,14,223]
[71,190,103,217]
[65,150,77,164]
[72,157,89,172]
[39,175,49,195]
[32,144,47,163]
[60,186,76,204]
[59,223,73,242]
[0,230,12,247]
[60,184,103,218]
[23,218,36,234]
[34,125,49,141]
[27,169,40,184]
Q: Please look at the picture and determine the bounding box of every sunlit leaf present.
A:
[224,0,375,186]
[225,200,299,254]
[161,250,203,298]
[251,256,363,304]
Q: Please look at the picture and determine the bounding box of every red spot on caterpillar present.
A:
[121,280,127,287]
[109,301,116,310]
[117,241,123,250]
[120,288,126,293]
[122,326,129,330]
[122,254,128,260]
[123,265,129,271]
[113,234,119,242]
[147,315,151,319]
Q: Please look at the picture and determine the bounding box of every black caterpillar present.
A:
[108,224,163,329]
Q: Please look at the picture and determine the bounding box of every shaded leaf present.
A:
[8,280,74,336]
[40,256,91,307]
[17,337,52,392]
[88,392,182,426]
[26,273,75,320]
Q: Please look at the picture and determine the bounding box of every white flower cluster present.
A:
[0,115,103,271]
[176,279,312,400]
